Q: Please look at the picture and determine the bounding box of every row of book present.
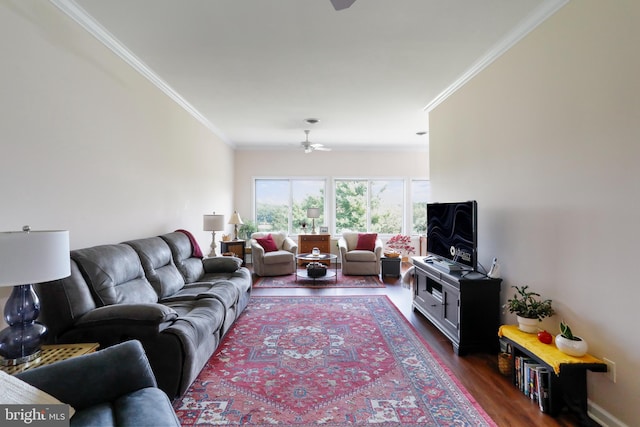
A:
[514,355,551,413]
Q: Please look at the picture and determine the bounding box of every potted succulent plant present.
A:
[555,321,588,357]
[504,285,555,333]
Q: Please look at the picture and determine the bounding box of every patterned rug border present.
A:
[253,271,385,288]
[175,295,496,426]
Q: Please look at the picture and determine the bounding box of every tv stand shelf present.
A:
[498,325,606,426]
[412,257,502,355]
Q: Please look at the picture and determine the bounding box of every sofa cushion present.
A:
[263,250,295,264]
[124,237,186,299]
[256,234,278,252]
[160,232,205,284]
[201,268,253,295]
[345,250,378,262]
[70,403,113,426]
[161,281,239,311]
[114,387,179,427]
[355,233,378,251]
[163,298,226,345]
[35,260,97,342]
[72,245,157,306]
[202,256,242,273]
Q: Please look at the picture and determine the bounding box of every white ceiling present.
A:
[56,0,566,151]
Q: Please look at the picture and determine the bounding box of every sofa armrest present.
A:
[202,256,243,273]
[250,240,265,257]
[16,340,158,410]
[72,304,178,339]
[337,237,348,255]
[283,237,298,254]
[374,239,384,256]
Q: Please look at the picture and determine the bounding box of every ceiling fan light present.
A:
[330,0,357,11]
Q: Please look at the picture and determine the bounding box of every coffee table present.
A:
[295,253,338,283]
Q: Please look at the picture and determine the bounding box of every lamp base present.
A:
[0,322,46,366]
[0,284,47,365]
[0,349,42,367]
[209,231,218,257]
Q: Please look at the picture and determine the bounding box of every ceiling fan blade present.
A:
[330,0,356,11]
[314,146,332,151]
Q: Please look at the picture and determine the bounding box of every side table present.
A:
[0,343,99,375]
[381,256,401,278]
[220,239,246,266]
[298,234,331,265]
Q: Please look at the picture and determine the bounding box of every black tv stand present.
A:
[412,256,502,355]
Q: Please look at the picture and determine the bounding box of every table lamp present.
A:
[0,226,70,365]
[228,211,243,240]
[307,208,320,234]
[203,213,225,257]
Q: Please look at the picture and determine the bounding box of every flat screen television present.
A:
[426,200,477,271]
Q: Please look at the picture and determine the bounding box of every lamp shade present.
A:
[0,229,70,287]
[307,208,320,219]
[203,214,225,232]
[229,211,243,225]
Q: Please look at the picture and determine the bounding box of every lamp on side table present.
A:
[0,226,70,366]
[228,211,243,240]
[307,208,320,234]
[203,213,225,257]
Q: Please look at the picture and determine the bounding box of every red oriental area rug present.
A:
[173,296,496,426]
[253,271,385,288]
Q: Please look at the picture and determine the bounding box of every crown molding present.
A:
[424,0,570,113]
[49,0,233,147]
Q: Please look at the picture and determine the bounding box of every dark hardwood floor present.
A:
[249,262,582,427]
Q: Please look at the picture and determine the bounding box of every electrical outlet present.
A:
[603,357,616,383]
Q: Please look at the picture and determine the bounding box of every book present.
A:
[535,366,550,412]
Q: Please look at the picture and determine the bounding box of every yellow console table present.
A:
[498,325,606,426]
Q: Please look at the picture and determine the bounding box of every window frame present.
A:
[252,176,429,237]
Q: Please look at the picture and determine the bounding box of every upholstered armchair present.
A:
[14,340,180,427]
[250,232,298,276]
[338,232,383,275]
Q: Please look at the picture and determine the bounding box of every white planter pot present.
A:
[555,334,588,357]
[516,316,539,334]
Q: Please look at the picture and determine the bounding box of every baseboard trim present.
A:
[588,400,628,427]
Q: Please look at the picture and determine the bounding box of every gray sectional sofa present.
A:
[35,231,252,398]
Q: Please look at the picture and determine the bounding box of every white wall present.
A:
[429,1,639,425]
[0,2,235,321]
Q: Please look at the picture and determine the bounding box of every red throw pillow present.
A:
[355,233,377,251]
[256,234,278,252]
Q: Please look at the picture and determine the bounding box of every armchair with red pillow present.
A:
[338,232,383,275]
[250,232,298,276]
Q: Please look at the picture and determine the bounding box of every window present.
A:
[254,179,325,234]
[253,177,428,236]
[334,179,404,234]
[411,180,431,234]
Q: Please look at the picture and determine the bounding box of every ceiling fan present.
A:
[301,130,331,154]
[330,0,357,11]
